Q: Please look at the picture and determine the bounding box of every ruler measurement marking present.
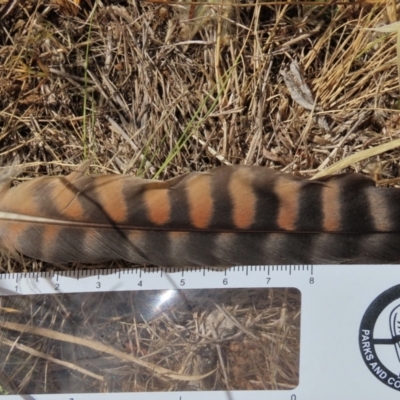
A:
[0,265,318,298]
[1,265,398,399]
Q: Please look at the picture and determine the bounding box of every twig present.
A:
[2,321,214,381]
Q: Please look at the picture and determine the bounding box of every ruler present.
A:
[0,265,400,399]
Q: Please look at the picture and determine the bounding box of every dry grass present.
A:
[0,287,300,393]
[0,0,399,272]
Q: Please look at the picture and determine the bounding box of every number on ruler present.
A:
[55,283,60,291]
[291,395,296,400]
[223,278,228,285]
[309,277,314,284]
[138,281,142,287]
[266,278,271,284]
[180,279,185,286]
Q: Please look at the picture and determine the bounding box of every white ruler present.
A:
[0,265,400,399]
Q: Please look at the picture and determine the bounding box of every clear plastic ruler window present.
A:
[0,265,399,400]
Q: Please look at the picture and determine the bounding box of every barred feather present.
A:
[0,164,398,266]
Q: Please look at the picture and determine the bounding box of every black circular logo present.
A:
[359,284,400,391]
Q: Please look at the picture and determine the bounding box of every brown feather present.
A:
[0,165,399,266]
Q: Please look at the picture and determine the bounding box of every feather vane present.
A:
[0,165,399,266]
